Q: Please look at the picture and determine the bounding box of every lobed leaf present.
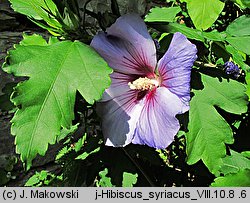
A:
[211,169,250,186]
[186,73,248,175]
[242,151,250,158]
[2,34,112,169]
[122,172,138,187]
[220,150,250,175]
[97,168,114,187]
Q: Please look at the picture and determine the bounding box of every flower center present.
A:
[128,77,159,91]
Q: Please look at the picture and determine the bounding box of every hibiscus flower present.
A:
[91,13,197,149]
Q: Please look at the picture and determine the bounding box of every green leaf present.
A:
[122,172,138,187]
[20,33,49,46]
[74,133,87,152]
[9,0,61,28]
[242,151,250,158]
[75,147,100,160]
[2,34,112,169]
[163,23,205,42]
[226,36,250,55]
[25,170,58,186]
[25,173,42,186]
[97,168,114,187]
[186,74,248,175]
[220,150,250,175]
[226,15,250,37]
[145,7,181,22]
[234,0,250,8]
[55,146,72,161]
[184,0,225,30]
[25,170,50,186]
[162,23,225,42]
[240,0,250,7]
[9,0,82,38]
[225,16,250,55]
[202,31,226,41]
[56,132,85,161]
[9,0,55,19]
[232,120,241,129]
[211,169,250,186]
[246,72,250,100]
[225,45,250,71]
[56,124,79,142]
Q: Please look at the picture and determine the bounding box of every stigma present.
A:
[128,77,159,91]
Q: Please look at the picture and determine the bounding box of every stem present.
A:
[122,148,156,187]
[83,0,93,24]
[194,61,217,68]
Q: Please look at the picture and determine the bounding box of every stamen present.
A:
[128,77,159,91]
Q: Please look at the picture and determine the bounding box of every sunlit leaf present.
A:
[226,15,250,37]
[183,0,225,30]
[9,0,57,19]
[225,45,250,71]
[246,72,250,100]
[226,16,250,55]
[160,23,225,42]
[25,170,50,186]
[55,146,71,161]
[145,7,181,22]
[122,172,138,187]
[74,133,87,152]
[9,0,61,28]
[202,31,226,41]
[56,124,79,142]
[211,169,250,186]
[75,147,100,160]
[241,151,250,158]
[186,73,248,175]
[2,34,112,169]
[234,0,250,8]
[226,36,250,55]
[97,168,114,187]
[220,150,250,175]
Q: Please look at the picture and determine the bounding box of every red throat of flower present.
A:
[128,76,160,102]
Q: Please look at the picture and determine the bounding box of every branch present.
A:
[194,61,217,68]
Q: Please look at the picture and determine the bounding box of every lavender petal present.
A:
[157,32,197,108]
[132,87,185,149]
[91,14,157,76]
[97,86,144,147]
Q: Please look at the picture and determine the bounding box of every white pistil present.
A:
[128,77,159,91]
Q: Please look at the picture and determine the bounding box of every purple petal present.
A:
[158,32,197,107]
[106,13,152,43]
[90,14,157,76]
[101,72,137,102]
[97,73,144,146]
[132,87,185,149]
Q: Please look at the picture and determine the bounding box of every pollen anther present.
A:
[128,77,159,91]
